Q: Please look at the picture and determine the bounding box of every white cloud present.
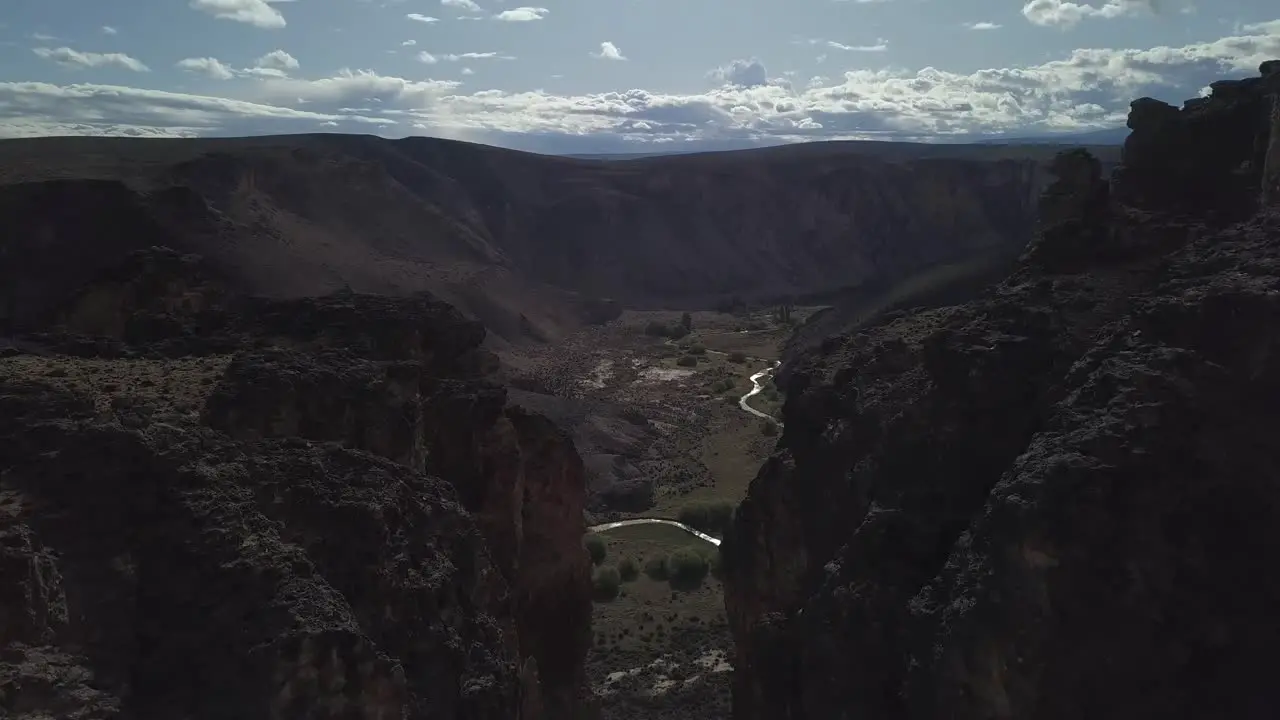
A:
[254,49,299,71]
[461,67,475,75]
[442,0,482,11]
[402,39,417,46]
[33,47,150,72]
[189,0,291,29]
[709,58,771,88]
[826,38,888,52]
[177,57,237,79]
[964,21,1002,30]
[593,42,627,61]
[31,33,58,41]
[5,21,1280,148]
[493,7,548,21]
[407,13,439,22]
[1020,0,1184,28]
[419,50,513,63]
[101,26,118,35]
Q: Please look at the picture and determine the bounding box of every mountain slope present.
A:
[1,135,1111,343]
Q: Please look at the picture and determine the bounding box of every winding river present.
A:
[586,352,782,547]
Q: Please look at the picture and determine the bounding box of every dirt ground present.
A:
[499,306,816,720]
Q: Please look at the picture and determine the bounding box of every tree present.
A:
[584,533,607,565]
[680,312,693,332]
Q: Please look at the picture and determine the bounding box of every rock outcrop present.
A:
[724,63,1280,720]
[0,251,593,719]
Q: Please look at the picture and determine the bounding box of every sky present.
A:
[1,0,1278,154]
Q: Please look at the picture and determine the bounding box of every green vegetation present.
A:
[666,548,710,590]
[728,351,747,363]
[676,355,698,368]
[760,420,778,436]
[677,500,736,536]
[644,320,690,340]
[618,556,639,582]
[680,312,693,332]
[687,344,707,356]
[592,565,622,601]
[709,378,736,394]
[584,533,607,565]
[644,555,669,581]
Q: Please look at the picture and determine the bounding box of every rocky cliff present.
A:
[0,249,593,719]
[0,135,1089,341]
[723,62,1280,720]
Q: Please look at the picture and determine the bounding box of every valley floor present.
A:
[500,307,812,719]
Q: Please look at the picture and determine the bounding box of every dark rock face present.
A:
[1115,61,1279,222]
[0,258,592,719]
[723,64,1280,720]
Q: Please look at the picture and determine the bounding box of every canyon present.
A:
[1,60,1276,720]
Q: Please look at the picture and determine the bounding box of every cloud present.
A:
[1020,0,1181,28]
[189,0,291,29]
[708,58,771,88]
[442,0,482,11]
[402,39,417,46]
[825,38,888,52]
[461,67,475,75]
[101,26,118,35]
[177,57,237,79]
[254,49,299,71]
[593,42,627,61]
[407,13,440,22]
[419,51,513,63]
[33,47,150,72]
[493,7,548,21]
[964,21,1002,30]
[5,20,1280,149]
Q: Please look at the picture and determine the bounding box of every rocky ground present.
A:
[723,62,1280,720]
[0,250,594,720]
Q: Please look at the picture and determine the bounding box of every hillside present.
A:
[723,61,1280,720]
[1,135,1114,345]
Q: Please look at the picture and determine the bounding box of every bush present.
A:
[676,356,698,368]
[584,533,607,565]
[667,324,691,340]
[709,378,735,394]
[760,420,778,436]
[644,555,669,581]
[618,556,639,582]
[644,320,668,337]
[705,548,724,579]
[666,548,710,589]
[687,344,707,356]
[728,351,747,363]
[592,566,622,601]
[677,501,736,536]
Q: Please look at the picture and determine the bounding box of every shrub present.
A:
[592,566,622,601]
[644,555,669,581]
[584,533,607,565]
[677,501,736,535]
[728,351,747,363]
[705,548,724,579]
[666,548,710,589]
[709,378,735,394]
[644,320,668,337]
[687,344,707,356]
[760,420,778,436]
[667,324,691,340]
[676,356,698,368]
[618,556,639,582]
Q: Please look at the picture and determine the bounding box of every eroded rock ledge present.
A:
[723,62,1280,719]
[1,256,592,719]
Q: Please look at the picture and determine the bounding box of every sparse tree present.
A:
[680,312,693,332]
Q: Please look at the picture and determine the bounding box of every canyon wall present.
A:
[1,248,593,719]
[0,135,1070,344]
[723,61,1280,720]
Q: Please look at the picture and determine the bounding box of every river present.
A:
[586,353,781,546]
